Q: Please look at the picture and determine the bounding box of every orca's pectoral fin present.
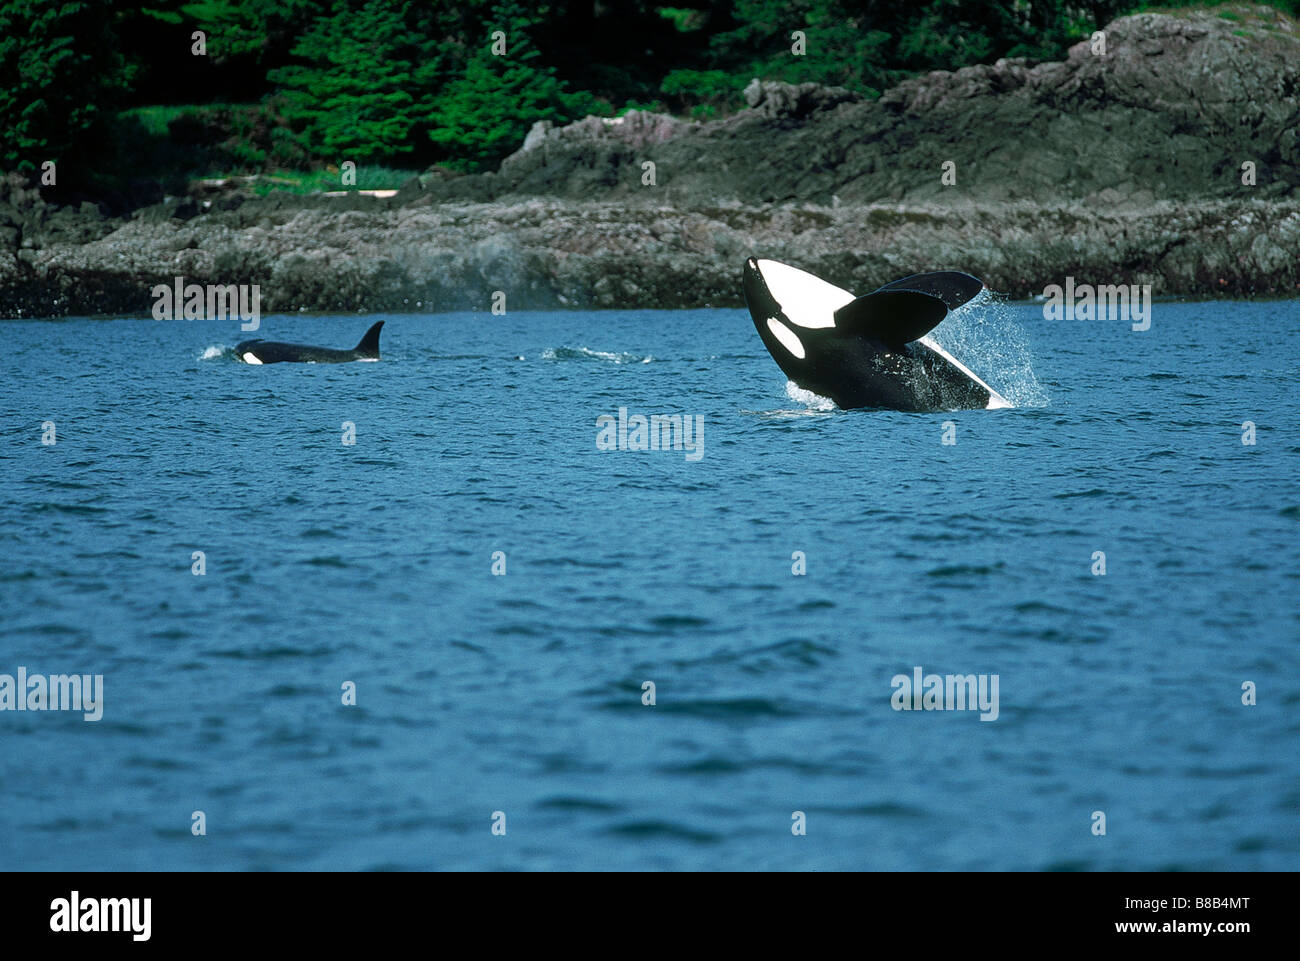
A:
[354,320,384,357]
[871,271,984,311]
[832,289,949,350]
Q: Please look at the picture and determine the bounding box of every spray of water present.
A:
[784,380,836,411]
[541,346,653,364]
[926,290,1049,408]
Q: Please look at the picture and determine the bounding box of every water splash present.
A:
[926,290,1049,408]
[784,380,836,411]
[198,345,229,361]
[541,346,653,364]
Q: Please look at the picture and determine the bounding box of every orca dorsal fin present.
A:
[832,289,949,350]
[354,320,384,357]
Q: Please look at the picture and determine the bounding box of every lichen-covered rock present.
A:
[742,79,864,119]
[2,196,1297,317]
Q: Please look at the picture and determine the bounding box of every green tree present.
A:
[428,2,598,171]
[0,0,132,176]
[268,0,438,164]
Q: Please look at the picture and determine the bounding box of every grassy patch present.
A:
[244,166,414,195]
[111,103,420,193]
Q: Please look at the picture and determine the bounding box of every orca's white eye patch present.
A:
[242,352,263,365]
[766,317,806,359]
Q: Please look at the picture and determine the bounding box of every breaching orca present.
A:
[236,320,384,364]
[743,259,1010,411]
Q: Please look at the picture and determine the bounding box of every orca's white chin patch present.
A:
[241,352,263,365]
[756,259,853,329]
[766,317,806,359]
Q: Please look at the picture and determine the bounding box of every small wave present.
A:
[535,796,624,814]
[784,380,836,410]
[647,614,711,631]
[541,346,653,364]
[603,820,722,844]
[746,407,833,419]
[926,562,1005,577]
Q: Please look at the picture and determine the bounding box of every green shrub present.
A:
[660,69,745,113]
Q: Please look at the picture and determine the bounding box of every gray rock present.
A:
[742,79,863,119]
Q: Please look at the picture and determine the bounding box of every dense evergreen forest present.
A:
[2,0,1294,191]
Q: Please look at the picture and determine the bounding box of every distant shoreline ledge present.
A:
[1,197,1297,318]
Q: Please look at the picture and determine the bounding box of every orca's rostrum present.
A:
[742,259,1010,411]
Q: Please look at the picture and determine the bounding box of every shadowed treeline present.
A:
[7,0,1276,189]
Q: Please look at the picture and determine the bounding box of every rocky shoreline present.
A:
[2,7,1298,317]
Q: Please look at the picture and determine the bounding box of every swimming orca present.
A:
[236,320,384,364]
[742,259,1010,411]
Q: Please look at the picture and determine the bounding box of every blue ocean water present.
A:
[1,299,1297,871]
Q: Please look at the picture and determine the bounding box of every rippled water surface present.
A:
[2,300,1297,870]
